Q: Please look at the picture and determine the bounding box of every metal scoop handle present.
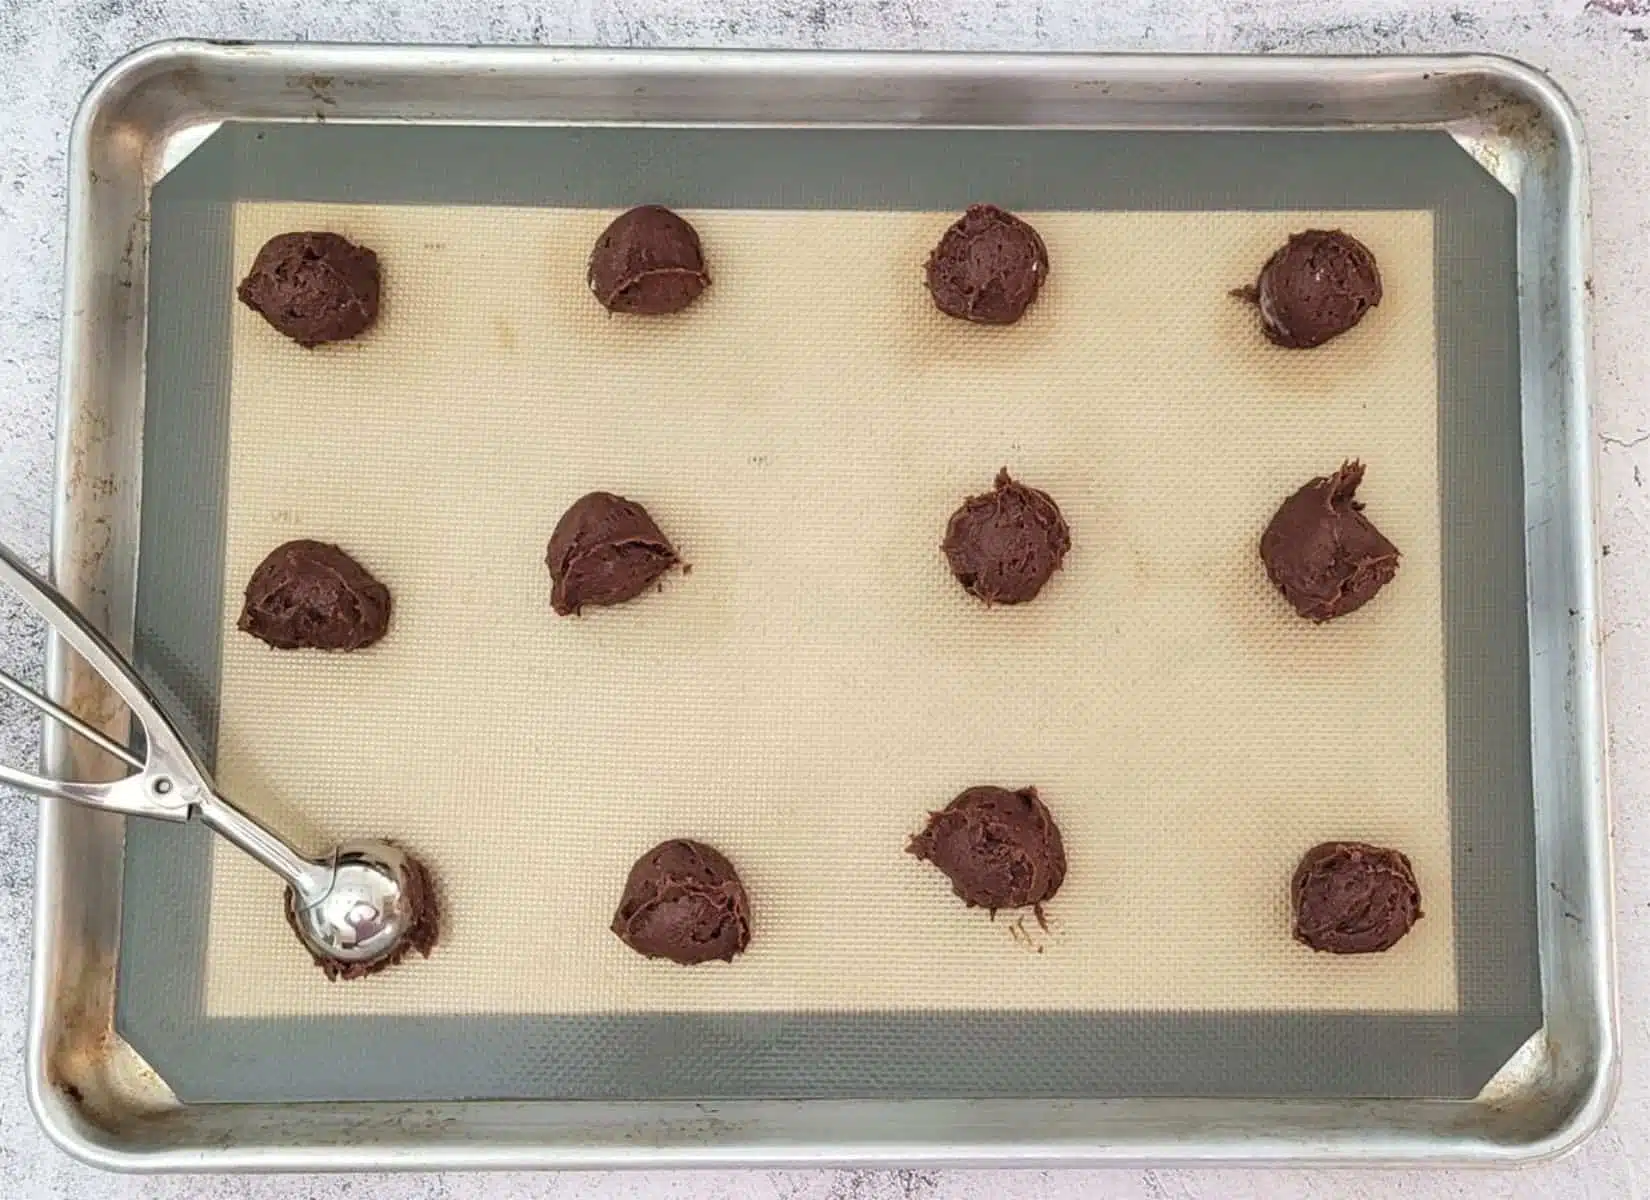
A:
[0,542,203,819]
[0,542,328,900]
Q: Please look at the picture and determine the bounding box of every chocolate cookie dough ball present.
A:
[587,205,710,315]
[1292,841,1422,954]
[238,539,392,651]
[236,231,381,347]
[926,205,1049,325]
[942,468,1071,605]
[1260,461,1399,623]
[908,786,1067,914]
[546,492,680,616]
[612,839,752,965]
[1246,229,1381,349]
[284,846,441,980]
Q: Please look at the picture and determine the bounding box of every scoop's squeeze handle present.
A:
[0,541,205,820]
[0,542,334,899]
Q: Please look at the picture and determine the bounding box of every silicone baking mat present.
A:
[205,201,1449,1018]
[119,125,1539,1101]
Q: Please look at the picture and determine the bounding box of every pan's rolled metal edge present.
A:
[1492,50,1620,1167]
[26,40,1613,1171]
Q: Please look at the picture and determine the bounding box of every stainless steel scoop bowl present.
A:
[0,542,422,975]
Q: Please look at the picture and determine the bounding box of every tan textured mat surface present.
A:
[206,202,1449,1018]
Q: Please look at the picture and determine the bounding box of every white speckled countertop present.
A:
[0,1,1644,1196]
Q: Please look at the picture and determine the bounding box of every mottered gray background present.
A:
[0,1,1644,1197]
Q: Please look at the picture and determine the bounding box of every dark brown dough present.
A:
[925,205,1049,325]
[546,492,679,616]
[1292,841,1421,954]
[236,231,381,347]
[942,468,1071,605]
[1260,462,1399,623]
[907,786,1067,914]
[612,839,751,965]
[1243,229,1382,349]
[238,539,392,651]
[284,846,440,981]
[587,206,710,315]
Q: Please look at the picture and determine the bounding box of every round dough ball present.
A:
[1251,229,1381,349]
[545,491,679,616]
[925,204,1049,325]
[236,231,381,347]
[942,468,1071,605]
[238,539,391,651]
[1259,461,1400,622]
[907,785,1067,913]
[1292,841,1422,954]
[611,839,752,965]
[587,205,710,315]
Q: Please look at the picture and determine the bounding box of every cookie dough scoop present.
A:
[0,542,432,979]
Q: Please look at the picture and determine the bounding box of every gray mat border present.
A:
[119,125,1538,1103]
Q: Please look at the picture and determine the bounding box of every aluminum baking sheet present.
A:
[30,43,1611,1170]
[134,158,1477,1100]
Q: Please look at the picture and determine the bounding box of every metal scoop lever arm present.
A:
[0,542,323,899]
